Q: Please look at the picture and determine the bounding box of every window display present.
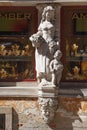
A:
[0,6,37,81]
[66,38,87,80]
[61,6,87,81]
[0,40,35,81]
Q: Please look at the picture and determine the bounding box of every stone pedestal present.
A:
[38,86,59,123]
[38,85,58,97]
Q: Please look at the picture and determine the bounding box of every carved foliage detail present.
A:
[38,97,58,123]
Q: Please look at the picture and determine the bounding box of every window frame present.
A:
[60,6,87,87]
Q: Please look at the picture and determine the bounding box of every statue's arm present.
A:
[36,23,43,36]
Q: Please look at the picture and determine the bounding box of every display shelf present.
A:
[66,56,87,61]
[0,56,32,61]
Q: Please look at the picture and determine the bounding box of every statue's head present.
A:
[42,6,54,22]
[54,50,62,60]
[43,6,54,13]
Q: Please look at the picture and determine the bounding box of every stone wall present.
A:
[0,97,87,130]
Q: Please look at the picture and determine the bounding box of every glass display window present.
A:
[61,6,87,81]
[0,6,37,82]
[0,40,35,81]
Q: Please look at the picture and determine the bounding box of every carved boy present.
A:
[49,50,63,85]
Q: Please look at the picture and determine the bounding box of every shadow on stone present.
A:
[12,108,19,130]
[48,112,81,130]
[47,97,83,130]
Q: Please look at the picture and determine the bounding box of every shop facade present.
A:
[0,0,87,130]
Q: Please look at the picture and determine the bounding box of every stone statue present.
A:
[49,50,63,85]
[30,5,63,123]
[29,6,63,86]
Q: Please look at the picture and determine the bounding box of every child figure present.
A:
[49,50,63,86]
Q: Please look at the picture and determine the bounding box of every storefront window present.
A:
[0,6,37,81]
[61,6,87,81]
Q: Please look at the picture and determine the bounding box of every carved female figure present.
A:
[30,6,59,83]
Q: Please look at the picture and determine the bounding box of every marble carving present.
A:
[29,5,63,123]
[29,5,63,86]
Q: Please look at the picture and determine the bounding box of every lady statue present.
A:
[29,6,62,85]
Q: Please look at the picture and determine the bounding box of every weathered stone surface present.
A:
[0,97,87,130]
[0,107,12,130]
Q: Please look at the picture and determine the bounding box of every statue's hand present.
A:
[29,33,46,48]
[29,34,41,48]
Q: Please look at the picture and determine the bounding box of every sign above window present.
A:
[73,13,87,35]
[0,6,37,36]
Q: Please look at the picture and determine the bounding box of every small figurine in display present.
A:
[11,66,16,77]
[23,69,29,78]
[7,50,12,56]
[0,68,8,79]
[15,44,20,56]
[49,50,63,85]
[73,66,80,75]
[72,43,78,56]
[5,63,10,68]
[73,66,80,80]
[21,50,25,56]
[0,45,7,56]
[11,45,15,56]
[11,44,20,56]
[24,44,30,56]
[21,44,30,56]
